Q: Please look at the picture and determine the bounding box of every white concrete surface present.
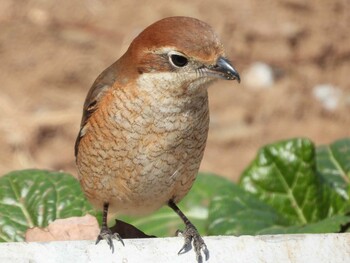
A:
[0,234,349,263]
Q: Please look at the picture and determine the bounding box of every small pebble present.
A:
[27,8,50,26]
[243,62,274,89]
[312,84,341,111]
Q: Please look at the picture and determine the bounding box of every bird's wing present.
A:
[74,64,116,158]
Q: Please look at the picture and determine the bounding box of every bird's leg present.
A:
[95,202,124,253]
[168,200,209,263]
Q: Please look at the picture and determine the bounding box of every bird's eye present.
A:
[169,54,188,68]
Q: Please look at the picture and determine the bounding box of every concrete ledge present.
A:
[1,234,349,263]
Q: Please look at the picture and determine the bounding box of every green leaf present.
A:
[259,215,350,234]
[316,138,350,198]
[239,138,319,225]
[119,173,235,237]
[0,170,95,242]
[315,138,350,218]
[210,138,350,236]
[207,185,286,235]
[208,185,350,236]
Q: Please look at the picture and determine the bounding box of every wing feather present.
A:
[74,64,117,158]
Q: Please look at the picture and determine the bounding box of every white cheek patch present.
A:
[137,72,210,95]
[137,72,177,92]
[136,72,210,115]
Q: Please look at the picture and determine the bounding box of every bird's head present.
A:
[118,16,240,97]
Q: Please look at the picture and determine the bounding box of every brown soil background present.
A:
[0,0,349,181]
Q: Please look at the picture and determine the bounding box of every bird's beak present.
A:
[204,56,240,83]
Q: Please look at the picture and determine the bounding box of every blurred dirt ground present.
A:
[0,0,349,181]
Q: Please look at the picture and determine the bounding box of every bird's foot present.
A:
[176,223,209,263]
[95,225,124,253]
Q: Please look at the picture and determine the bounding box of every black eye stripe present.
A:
[170,54,188,67]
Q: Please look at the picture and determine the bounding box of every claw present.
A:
[95,226,124,253]
[113,233,125,246]
[178,235,192,255]
[176,224,209,262]
[168,200,209,262]
[203,244,210,261]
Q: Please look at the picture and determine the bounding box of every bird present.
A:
[75,16,240,262]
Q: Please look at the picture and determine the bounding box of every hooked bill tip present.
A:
[215,57,240,82]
